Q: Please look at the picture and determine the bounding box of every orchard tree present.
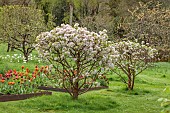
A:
[35,23,118,99]
[111,40,157,90]
[0,5,52,61]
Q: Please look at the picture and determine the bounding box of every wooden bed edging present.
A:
[38,86,108,92]
[0,91,52,102]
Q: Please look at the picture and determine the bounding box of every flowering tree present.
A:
[35,23,117,99]
[111,40,157,90]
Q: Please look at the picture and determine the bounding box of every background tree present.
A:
[0,5,52,61]
[122,1,170,61]
[32,0,55,26]
[28,0,170,41]
[80,0,117,39]
[51,0,66,25]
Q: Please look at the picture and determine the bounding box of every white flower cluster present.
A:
[35,23,118,77]
[113,40,157,70]
[114,40,157,60]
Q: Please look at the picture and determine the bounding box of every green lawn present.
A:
[0,43,170,113]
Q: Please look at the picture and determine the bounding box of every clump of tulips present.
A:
[0,65,49,95]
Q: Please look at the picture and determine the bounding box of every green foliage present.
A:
[23,0,170,39]
[0,5,52,61]
[33,0,56,26]
[51,0,66,25]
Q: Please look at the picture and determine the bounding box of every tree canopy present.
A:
[0,5,52,61]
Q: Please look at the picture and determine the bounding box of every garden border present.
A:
[0,91,52,102]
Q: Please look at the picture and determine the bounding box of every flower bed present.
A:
[0,65,53,102]
[0,65,50,95]
[0,91,52,102]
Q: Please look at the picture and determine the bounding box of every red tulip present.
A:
[21,65,24,69]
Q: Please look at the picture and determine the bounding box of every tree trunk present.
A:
[127,75,135,90]
[7,43,10,52]
[11,45,14,51]
[131,75,135,90]
[24,53,29,62]
[69,3,73,25]
[72,88,78,100]
[72,82,79,100]
[127,76,132,90]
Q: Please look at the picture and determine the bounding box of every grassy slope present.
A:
[0,43,170,113]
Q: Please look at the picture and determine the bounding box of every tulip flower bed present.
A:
[0,65,52,102]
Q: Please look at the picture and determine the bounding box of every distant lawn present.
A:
[0,43,170,113]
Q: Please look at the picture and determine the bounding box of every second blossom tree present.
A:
[111,41,157,90]
[35,23,118,99]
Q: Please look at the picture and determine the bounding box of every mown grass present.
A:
[0,43,170,113]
